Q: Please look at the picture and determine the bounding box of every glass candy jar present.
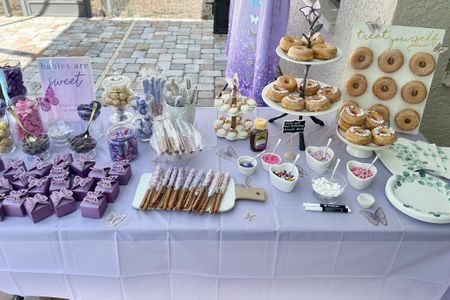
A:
[10,96,45,140]
[107,124,139,161]
[0,60,26,99]
[131,96,153,141]
[0,101,16,154]
[102,73,135,125]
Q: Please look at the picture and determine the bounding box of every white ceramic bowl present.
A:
[305,146,334,175]
[270,163,299,193]
[357,193,375,209]
[237,156,257,176]
[261,152,281,171]
[346,160,378,190]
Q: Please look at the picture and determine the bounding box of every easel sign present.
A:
[341,23,446,134]
[283,119,306,158]
[37,57,96,121]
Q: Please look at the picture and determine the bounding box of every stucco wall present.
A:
[282,0,450,145]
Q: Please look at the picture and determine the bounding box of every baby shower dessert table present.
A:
[0,107,450,300]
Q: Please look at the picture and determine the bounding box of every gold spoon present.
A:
[7,106,37,143]
[79,101,98,139]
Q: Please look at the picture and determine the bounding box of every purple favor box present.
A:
[0,194,6,221]
[81,191,107,218]
[71,176,95,201]
[3,159,26,181]
[88,164,110,182]
[50,188,76,217]
[10,167,30,190]
[24,194,53,223]
[108,160,132,185]
[53,152,74,165]
[27,176,50,196]
[0,177,13,194]
[95,176,120,203]
[28,159,53,178]
[3,189,28,217]
[49,175,71,194]
[71,157,95,177]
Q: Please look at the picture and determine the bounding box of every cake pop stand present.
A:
[336,126,388,158]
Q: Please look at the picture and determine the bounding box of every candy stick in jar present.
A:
[212,172,230,214]
[140,166,163,210]
[160,167,178,210]
[199,171,223,215]
[189,169,213,212]
[184,169,204,210]
[150,167,172,208]
[176,168,195,210]
[168,167,185,210]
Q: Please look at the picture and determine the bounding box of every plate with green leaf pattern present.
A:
[385,171,450,224]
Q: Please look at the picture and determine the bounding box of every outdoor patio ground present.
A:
[0,17,227,106]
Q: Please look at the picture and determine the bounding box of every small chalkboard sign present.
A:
[283,120,305,133]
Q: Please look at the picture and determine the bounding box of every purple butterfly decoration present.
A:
[36,86,60,111]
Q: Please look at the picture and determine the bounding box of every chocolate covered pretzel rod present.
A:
[150,168,172,208]
[168,167,185,210]
[184,169,204,210]
[160,167,178,209]
[176,168,196,210]
[199,171,223,215]
[212,172,230,214]
[188,169,213,212]
[140,166,163,210]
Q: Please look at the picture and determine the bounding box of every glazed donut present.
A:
[312,43,337,60]
[349,46,373,69]
[372,76,397,100]
[365,111,385,130]
[318,86,341,103]
[338,100,359,114]
[401,80,427,104]
[275,75,297,93]
[378,49,404,73]
[338,118,352,131]
[341,105,365,126]
[369,104,390,123]
[287,46,314,61]
[281,95,305,111]
[300,79,321,96]
[266,84,289,102]
[395,108,421,131]
[345,74,367,96]
[372,126,397,146]
[302,33,325,47]
[409,52,436,76]
[305,95,331,112]
[345,126,372,145]
[279,35,304,52]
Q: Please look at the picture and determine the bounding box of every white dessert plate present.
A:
[276,46,343,66]
[385,171,450,224]
[261,79,341,117]
[336,126,388,158]
[131,173,265,213]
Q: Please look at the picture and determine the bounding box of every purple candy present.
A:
[107,125,139,162]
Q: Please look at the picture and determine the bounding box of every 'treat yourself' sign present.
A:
[38,57,95,121]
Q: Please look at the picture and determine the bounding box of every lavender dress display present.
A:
[226,0,290,105]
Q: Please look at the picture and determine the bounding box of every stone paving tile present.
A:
[0,17,226,106]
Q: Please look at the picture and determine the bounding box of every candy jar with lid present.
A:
[10,95,45,141]
[0,100,16,154]
[102,70,135,125]
[107,124,139,162]
[0,60,26,99]
[131,95,153,141]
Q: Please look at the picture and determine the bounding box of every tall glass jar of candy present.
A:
[102,72,135,125]
[0,100,16,154]
[10,96,45,140]
[107,124,139,161]
[0,60,26,99]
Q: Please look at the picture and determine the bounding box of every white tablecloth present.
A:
[0,108,450,300]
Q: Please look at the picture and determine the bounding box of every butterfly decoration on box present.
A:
[366,16,382,33]
[360,207,388,226]
[36,86,59,111]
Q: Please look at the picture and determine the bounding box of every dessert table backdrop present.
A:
[0,107,450,300]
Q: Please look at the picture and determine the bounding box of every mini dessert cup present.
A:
[270,163,299,193]
[346,160,378,190]
[305,146,334,175]
[20,133,51,160]
[311,170,347,204]
[261,152,281,171]
[237,156,257,176]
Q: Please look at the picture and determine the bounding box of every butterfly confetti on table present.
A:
[216,146,238,161]
[366,16,382,33]
[244,209,259,222]
[36,86,60,111]
[433,42,448,55]
[104,211,126,228]
[250,14,259,25]
[360,207,388,226]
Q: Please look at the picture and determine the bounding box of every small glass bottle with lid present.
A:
[102,70,135,125]
[250,117,268,152]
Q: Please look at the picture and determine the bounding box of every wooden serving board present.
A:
[131,173,266,213]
